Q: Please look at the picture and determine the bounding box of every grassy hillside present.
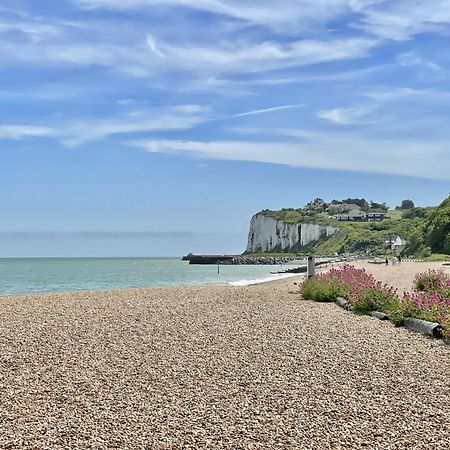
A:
[261,208,333,225]
[404,195,450,257]
[309,219,417,255]
[257,198,448,257]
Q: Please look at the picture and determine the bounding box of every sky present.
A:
[0,0,449,257]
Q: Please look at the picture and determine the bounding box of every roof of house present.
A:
[334,211,365,218]
[392,236,406,246]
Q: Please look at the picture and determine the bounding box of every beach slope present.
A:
[1,271,449,449]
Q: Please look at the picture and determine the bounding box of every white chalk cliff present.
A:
[246,213,339,253]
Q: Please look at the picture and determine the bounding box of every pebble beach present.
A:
[1,262,449,449]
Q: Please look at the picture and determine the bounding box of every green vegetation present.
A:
[257,195,450,258]
[301,277,348,302]
[398,199,415,209]
[387,210,403,221]
[300,266,450,336]
[313,219,418,255]
[261,208,418,255]
[401,207,432,220]
[424,196,450,254]
[301,266,399,314]
[422,254,450,262]
[404,196,450,257]
[261,208,332,225]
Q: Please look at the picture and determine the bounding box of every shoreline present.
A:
[0,257,309,298]
[0,272,306,301]
[1,259,447,300]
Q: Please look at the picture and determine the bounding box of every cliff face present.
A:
[245,213,339,253]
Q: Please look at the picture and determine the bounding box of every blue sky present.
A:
[1,0,449,256]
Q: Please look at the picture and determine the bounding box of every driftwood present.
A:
[336,297,352,311]
[369,311,389,320]
[334,297,445,341]
[403,318,443,338]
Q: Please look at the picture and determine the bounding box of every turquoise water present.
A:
[0,258,303,296]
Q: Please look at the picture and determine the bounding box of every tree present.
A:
[370,201,389,211]
[402,207,427,220]
[400,199,415,209]
[424,196,450,254]
[342,198,368,208]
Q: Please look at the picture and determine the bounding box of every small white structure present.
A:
[390,236,406,255]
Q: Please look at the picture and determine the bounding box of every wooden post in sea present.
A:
[307,255,315,279]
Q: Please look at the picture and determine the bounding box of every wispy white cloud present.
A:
[128,136,450,180]
[2,0,450,187]
[4,1,449,84]
[145,34,165,58]
[228,104,304,118]
[356,0,450,40]
[0,102,302,145]
[61,108,208,146]
[117,98,138,106]
[0,8,380,82]
[395,51,447,81]
[173,64,388,95]
[364,87,450,102]
[0,19,62,42]
[162,37,379,75]
[318,105,378,124]
[0,125,55,140]
[0,105,209,146]
[74,0,450,41]
[396,51,442,71]
[74,0,351,32]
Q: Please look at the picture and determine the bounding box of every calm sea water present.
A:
[0,258,304,296]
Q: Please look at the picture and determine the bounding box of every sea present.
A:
[0,257,305,296]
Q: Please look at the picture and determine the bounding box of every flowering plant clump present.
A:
[300,265,399,313]
[405,276,450,336]
[414,270,450,296]
[300,265,450,338]
[299,267,351,302]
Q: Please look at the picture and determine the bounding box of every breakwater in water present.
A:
[182,254,301,265]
